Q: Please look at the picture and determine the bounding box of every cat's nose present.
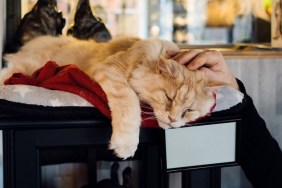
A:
[169,116,176,122]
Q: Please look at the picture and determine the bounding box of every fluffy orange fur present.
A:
[1,36,215,159]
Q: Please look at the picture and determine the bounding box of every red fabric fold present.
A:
[4,61,159,127]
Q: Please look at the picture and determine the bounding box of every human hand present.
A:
[167,49,239,90]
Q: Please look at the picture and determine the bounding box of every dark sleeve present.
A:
[237,79,282,188]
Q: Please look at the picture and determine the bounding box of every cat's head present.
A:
[131,57,218,129]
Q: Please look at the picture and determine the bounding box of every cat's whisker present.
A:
[142,114,155,117]
[141,108,154,111]
[140,105,153,110]
[141,113,156,117]
[140,107,149,110]
[141,111,155,115]
[142,116,157,121]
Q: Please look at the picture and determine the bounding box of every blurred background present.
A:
[0,1,280,188]
[21,0,273,45]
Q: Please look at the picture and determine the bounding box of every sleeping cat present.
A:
[1,36,216,159]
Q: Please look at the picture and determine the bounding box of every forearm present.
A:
[237,79,282,188]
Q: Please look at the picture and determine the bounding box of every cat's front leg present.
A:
[93,70,141,159]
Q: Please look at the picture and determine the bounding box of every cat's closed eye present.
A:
[165,92,172,103]
[164,92,173,110]
[181,108,194,118]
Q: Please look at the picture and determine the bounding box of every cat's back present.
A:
[19,35,140,58]
[19,35,87,53]
[4,35,100,67]
[21,35,76,50]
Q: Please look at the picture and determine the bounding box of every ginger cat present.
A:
[1,36,215,159]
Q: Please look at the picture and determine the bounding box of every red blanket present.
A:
[4,61,159,127]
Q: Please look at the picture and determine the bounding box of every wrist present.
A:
[224,72,239,90]
[230,77,239,90]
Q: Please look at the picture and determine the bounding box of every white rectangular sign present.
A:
[165,122,237,170]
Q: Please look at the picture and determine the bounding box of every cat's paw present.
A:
[158,121,171,129]
[158,121,185,129]
[109,131,139,159]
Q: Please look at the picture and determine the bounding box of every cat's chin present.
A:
[157,120,185,129]
[170,122,186,128]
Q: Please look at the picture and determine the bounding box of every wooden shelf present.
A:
[179,43,282,59]
[221,50,282,59]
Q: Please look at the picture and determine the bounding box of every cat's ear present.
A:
[155,56,175,77]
